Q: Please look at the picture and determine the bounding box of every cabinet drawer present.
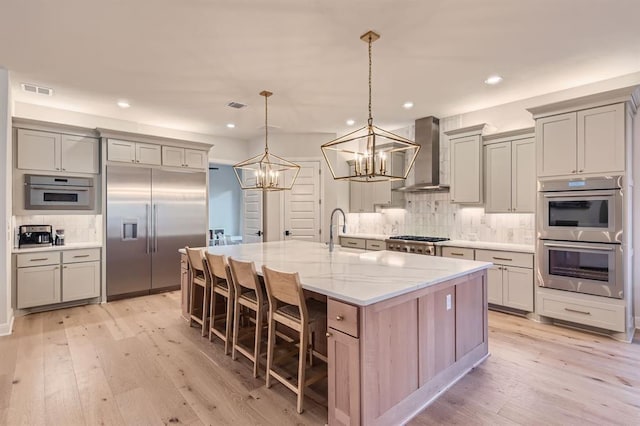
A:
[17,252,60,267]
[537,290,625,332]
[365,239,385,251]
[340,237,366,250]
[441,246,474,260]
[475,250,532,268]
[63,248,101,263]
[328,299,359,338]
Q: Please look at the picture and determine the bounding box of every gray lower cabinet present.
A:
[475,249,534,312]
[16,248,101,309]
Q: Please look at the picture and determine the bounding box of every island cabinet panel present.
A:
[180,253,190,321]
[455,276,486,360]
[418,287,456,384]
[327,330,360,426]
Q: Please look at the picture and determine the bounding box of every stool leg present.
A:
[297,328,308,414]
[308,329,314,367]
[224,290,233,355]
[265,311,275,388]
[208,286,215,342]
[232,297,241,361]
[202,284,210,337]
[253,305,263,378]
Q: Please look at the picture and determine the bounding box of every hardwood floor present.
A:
[0,292,638,425]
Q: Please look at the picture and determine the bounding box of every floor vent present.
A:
[21,83,54,96]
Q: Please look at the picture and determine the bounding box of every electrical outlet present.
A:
[446,294,452,310]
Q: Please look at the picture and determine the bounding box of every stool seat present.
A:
[277,299,325,323]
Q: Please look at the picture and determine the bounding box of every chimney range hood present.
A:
[394,116,450,192]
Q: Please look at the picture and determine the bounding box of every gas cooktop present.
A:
[387,235,450,243]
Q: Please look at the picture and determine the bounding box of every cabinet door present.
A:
[108,139,136,163]
[450,135,482,203]
[61,135,99,173]
[536,112,577,177]
[17,265,61,309]
[162,146,185,167]
[372,180,391,206]
[327,330,360,426]
[349,180,362,212]
[62,261,100,302]
[185,149,208,169]
[578,103,625,175]
[17,129,60,171]
[511,138,535,213]
[136,143,162,165]
[484,142,511,213]
[503,266,534,311]
[486,265,503,305]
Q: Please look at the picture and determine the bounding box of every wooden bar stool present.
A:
[204,252,234,355]
[262,265,327,414]
[185,247,210,337]
[228,257,267,378]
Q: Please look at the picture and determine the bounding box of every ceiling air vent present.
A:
[227,101,247,109]
[21,83,54,96]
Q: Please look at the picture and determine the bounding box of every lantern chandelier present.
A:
[233,91,300,191]
[321,31,421,182]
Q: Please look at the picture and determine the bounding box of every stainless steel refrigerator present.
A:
[106,165,207,300]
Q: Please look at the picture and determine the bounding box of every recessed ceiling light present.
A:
[226,123,236,129]
[484,75,503,85]
[346,119,355,126]
[117,100,131,108]
[403,101,414,109]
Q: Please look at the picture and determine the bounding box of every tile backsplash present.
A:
[13,215,102,246]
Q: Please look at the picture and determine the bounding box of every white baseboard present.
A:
[0,314,14,336]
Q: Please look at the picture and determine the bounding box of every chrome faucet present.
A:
[329,208,346,252]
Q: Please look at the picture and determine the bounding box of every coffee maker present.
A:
[18,225,53,248]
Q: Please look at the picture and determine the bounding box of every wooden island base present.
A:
[327,270,488,426]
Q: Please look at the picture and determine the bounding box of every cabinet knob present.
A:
[55,168,60,170]
[326,332,333,338]
[513,208,516,211]
[336,315,344,321]
[571,170,577,173]
[578,169,584,173]
[131,160,135,163]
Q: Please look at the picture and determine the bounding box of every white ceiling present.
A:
[2,0,640,139]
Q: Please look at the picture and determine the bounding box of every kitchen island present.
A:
[181,240,491,425]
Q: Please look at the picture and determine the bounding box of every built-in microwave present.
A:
[537,176,623,244]
[25,174,95,210]
[537,239,623,299]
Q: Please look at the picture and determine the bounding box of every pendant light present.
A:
[233,91,300,190]
[321,31,420,182]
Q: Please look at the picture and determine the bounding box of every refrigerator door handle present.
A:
[154,204,158,253]
[146,204,151,253]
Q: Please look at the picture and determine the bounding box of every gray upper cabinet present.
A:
[108,139,161,165]
[162,146,208,169]
[449,130,484,204]
[17,129,99,174]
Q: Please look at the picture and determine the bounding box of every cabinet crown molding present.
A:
[483,127,535,144]
[444,123,487,138]
[12,117,99,137]
[97,128,213,151]
[527,85,640,118]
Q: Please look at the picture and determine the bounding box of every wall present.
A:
[246,132,345,243]
[0,69,13,335]
[13,102,249,164]
[209,164,242,237]
[12,215,102,246]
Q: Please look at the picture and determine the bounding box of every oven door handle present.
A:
[542,190,616,198]
[543,242,615,251]
[29,186,89,192]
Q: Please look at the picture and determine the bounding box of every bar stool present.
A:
[204,252,234,355]
[228,257,267,378]
[262,265,327,414]
[185,247,210,337]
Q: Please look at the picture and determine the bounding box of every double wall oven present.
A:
[537,176,624,299]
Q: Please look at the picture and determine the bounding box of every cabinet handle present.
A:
[72,254,90,258]
[54,266,60,270]
[578,169,584,173]
[347,242,357,246]
[571,170,577,173]
[63,266,68,269]
[493,257,513,262]
[450,252,465,256]
[564,307,591,315]
[326,332,333,338]
[336,315,344,321]
[55,167,60,170]
[30,258,49,262]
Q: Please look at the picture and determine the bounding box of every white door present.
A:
[242,171,263,243]
[283,161,321,242]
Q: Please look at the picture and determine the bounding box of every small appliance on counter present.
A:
[18,225,53,248]
[54,229,65,246]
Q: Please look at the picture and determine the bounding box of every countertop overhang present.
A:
[12,242,103,254]
[180,240,491,306]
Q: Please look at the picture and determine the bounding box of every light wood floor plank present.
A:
[1,293,639,425]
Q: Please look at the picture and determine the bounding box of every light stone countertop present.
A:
[12,242,103,254]
[180,240,491,306]
[435,240,535,254]
[338,233,390,241]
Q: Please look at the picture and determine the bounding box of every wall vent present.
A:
[21,83,54,96]
[227,101,247,109]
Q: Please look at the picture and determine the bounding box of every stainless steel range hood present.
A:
[395,116,450,192]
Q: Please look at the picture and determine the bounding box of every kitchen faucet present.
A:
[329,208,346,252]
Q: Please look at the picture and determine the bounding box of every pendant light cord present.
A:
[264,93,269,153]
[368,34,373,126]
